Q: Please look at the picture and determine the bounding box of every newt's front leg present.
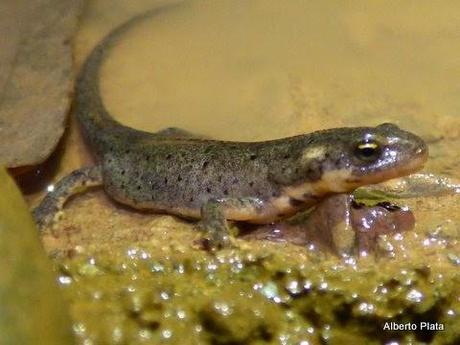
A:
[200,197,265,250]
[33,166,103,229]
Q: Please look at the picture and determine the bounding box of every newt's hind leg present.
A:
[33,166,103,229]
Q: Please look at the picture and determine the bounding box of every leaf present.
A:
[0,167,74,344]
[0,0,84,168]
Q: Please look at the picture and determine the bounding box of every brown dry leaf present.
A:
[0,0,84,168]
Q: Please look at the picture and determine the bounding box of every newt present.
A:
[33,7,428,249]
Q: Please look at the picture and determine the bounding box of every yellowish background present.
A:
[75,0,460,142]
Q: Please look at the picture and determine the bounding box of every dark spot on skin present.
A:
[166,154,172,159]
[306,166,322,181]
[137,185,141,190]
[250,154,257,160]
[203,161,209,169]
[303,192,317,200]
[289,198,304,207]
[206,187,211,193]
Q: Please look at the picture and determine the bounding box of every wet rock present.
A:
[243,194,415,256]
[351,201,415,254]
[302,194,356,256]
[241,194,355,256]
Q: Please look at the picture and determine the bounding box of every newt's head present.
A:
[271,123,428,199]
[344,123,428,185]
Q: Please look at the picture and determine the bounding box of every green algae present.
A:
[53,219,459,345]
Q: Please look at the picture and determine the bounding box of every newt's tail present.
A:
[74,5,180,156]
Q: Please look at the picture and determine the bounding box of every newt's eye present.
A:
[354,140,382,162]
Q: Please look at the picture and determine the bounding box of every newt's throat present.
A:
[283,169,355,201]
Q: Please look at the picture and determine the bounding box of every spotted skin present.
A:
[34,7,428,249]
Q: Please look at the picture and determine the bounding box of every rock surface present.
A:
[0,0,84,168]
